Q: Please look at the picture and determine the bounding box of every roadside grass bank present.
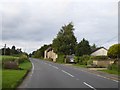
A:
[98,69,120,76]
[73,64,87,68]
[2,55,32,89]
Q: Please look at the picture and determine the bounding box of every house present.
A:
[91,47,108,56]
[44,47,58,62]
[91,47,115,67]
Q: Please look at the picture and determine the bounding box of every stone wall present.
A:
[93,59,115,67]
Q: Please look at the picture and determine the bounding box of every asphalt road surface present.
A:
[18,58,119,89]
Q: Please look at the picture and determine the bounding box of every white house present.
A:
[91,47,108,56]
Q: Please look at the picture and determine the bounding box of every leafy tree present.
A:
[11,46,17,54]
[75,38,91,56]
[52,22,77,55]
[32,44,51,58]
[107,44,120,59]
[91,43,97,51]
[1,48,11,55]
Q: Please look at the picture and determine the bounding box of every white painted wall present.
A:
[91,48,108,56]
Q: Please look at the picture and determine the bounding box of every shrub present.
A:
[79,55,90,65]
[87,59,93,65]
[107,44,120,59]
[18,55,28,63]
[91,56,108,60]
[56,54,65,63]
[74,56,79,63]
[107,63,120,71]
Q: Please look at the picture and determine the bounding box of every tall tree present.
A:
[52,22,77,55]
[91,43,97,51]
[75,38,91,56]
[11,46,16,54]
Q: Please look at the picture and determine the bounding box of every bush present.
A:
[18,55,28,63]
[87,59,93,65]
[107,44,120,59]
[74,56,79,63]
[56,54,65,63]
[79,55,90,65]
[107,63,120,71]
[91,56,108,60]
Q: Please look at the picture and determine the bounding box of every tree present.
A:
[11,46,17,54]
[1,48,11,55]
[52,22,77,55]
[91,43,97,51]
[75,38,91,56]
[32,44,51,58]
[107,44,120,59]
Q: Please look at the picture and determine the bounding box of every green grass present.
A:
[73,64,87,68]
[2,70,26,88]
[99,69,120,76]
[2,56,32,89]
[19,61,32,70]
[0,70,2,90]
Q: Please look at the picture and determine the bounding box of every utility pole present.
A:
[4,44,6,55]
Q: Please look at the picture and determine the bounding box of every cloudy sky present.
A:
[1,0,118,53]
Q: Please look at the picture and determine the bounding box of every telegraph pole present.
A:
[4,44,6,55]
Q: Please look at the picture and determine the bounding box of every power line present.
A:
[99,35,118,46]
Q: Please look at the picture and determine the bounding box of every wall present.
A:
[93,59,115,67]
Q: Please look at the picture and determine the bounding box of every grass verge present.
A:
[98,69,120,76]
[2,59,32,89]
[73,64,87,68]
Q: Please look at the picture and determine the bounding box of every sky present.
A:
[0,0,118,54]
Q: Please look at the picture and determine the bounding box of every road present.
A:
[18,58,119,89]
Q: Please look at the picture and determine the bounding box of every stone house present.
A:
[44,47,58,62]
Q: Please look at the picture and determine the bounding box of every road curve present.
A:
[18,58,118,89]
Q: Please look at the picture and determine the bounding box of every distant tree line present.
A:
[30,44,51,58]
[0,45,23,55]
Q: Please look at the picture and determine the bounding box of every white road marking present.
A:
[83,82,96,90]
[74,68,119,83]
[61,70,74,77]
[96,75,119,83]
[31,62,34,75]
[52,66,59,69]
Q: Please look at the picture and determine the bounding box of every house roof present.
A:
[45,47,52,52]
[91,47,108,53]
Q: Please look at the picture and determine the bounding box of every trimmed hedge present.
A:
[56,54,65,63]
[74,55,91,65]
[91,56,108,60]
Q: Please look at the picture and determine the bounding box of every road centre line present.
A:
[61,70,74,77]
[83,82,96,90]
[52,66,59,69]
